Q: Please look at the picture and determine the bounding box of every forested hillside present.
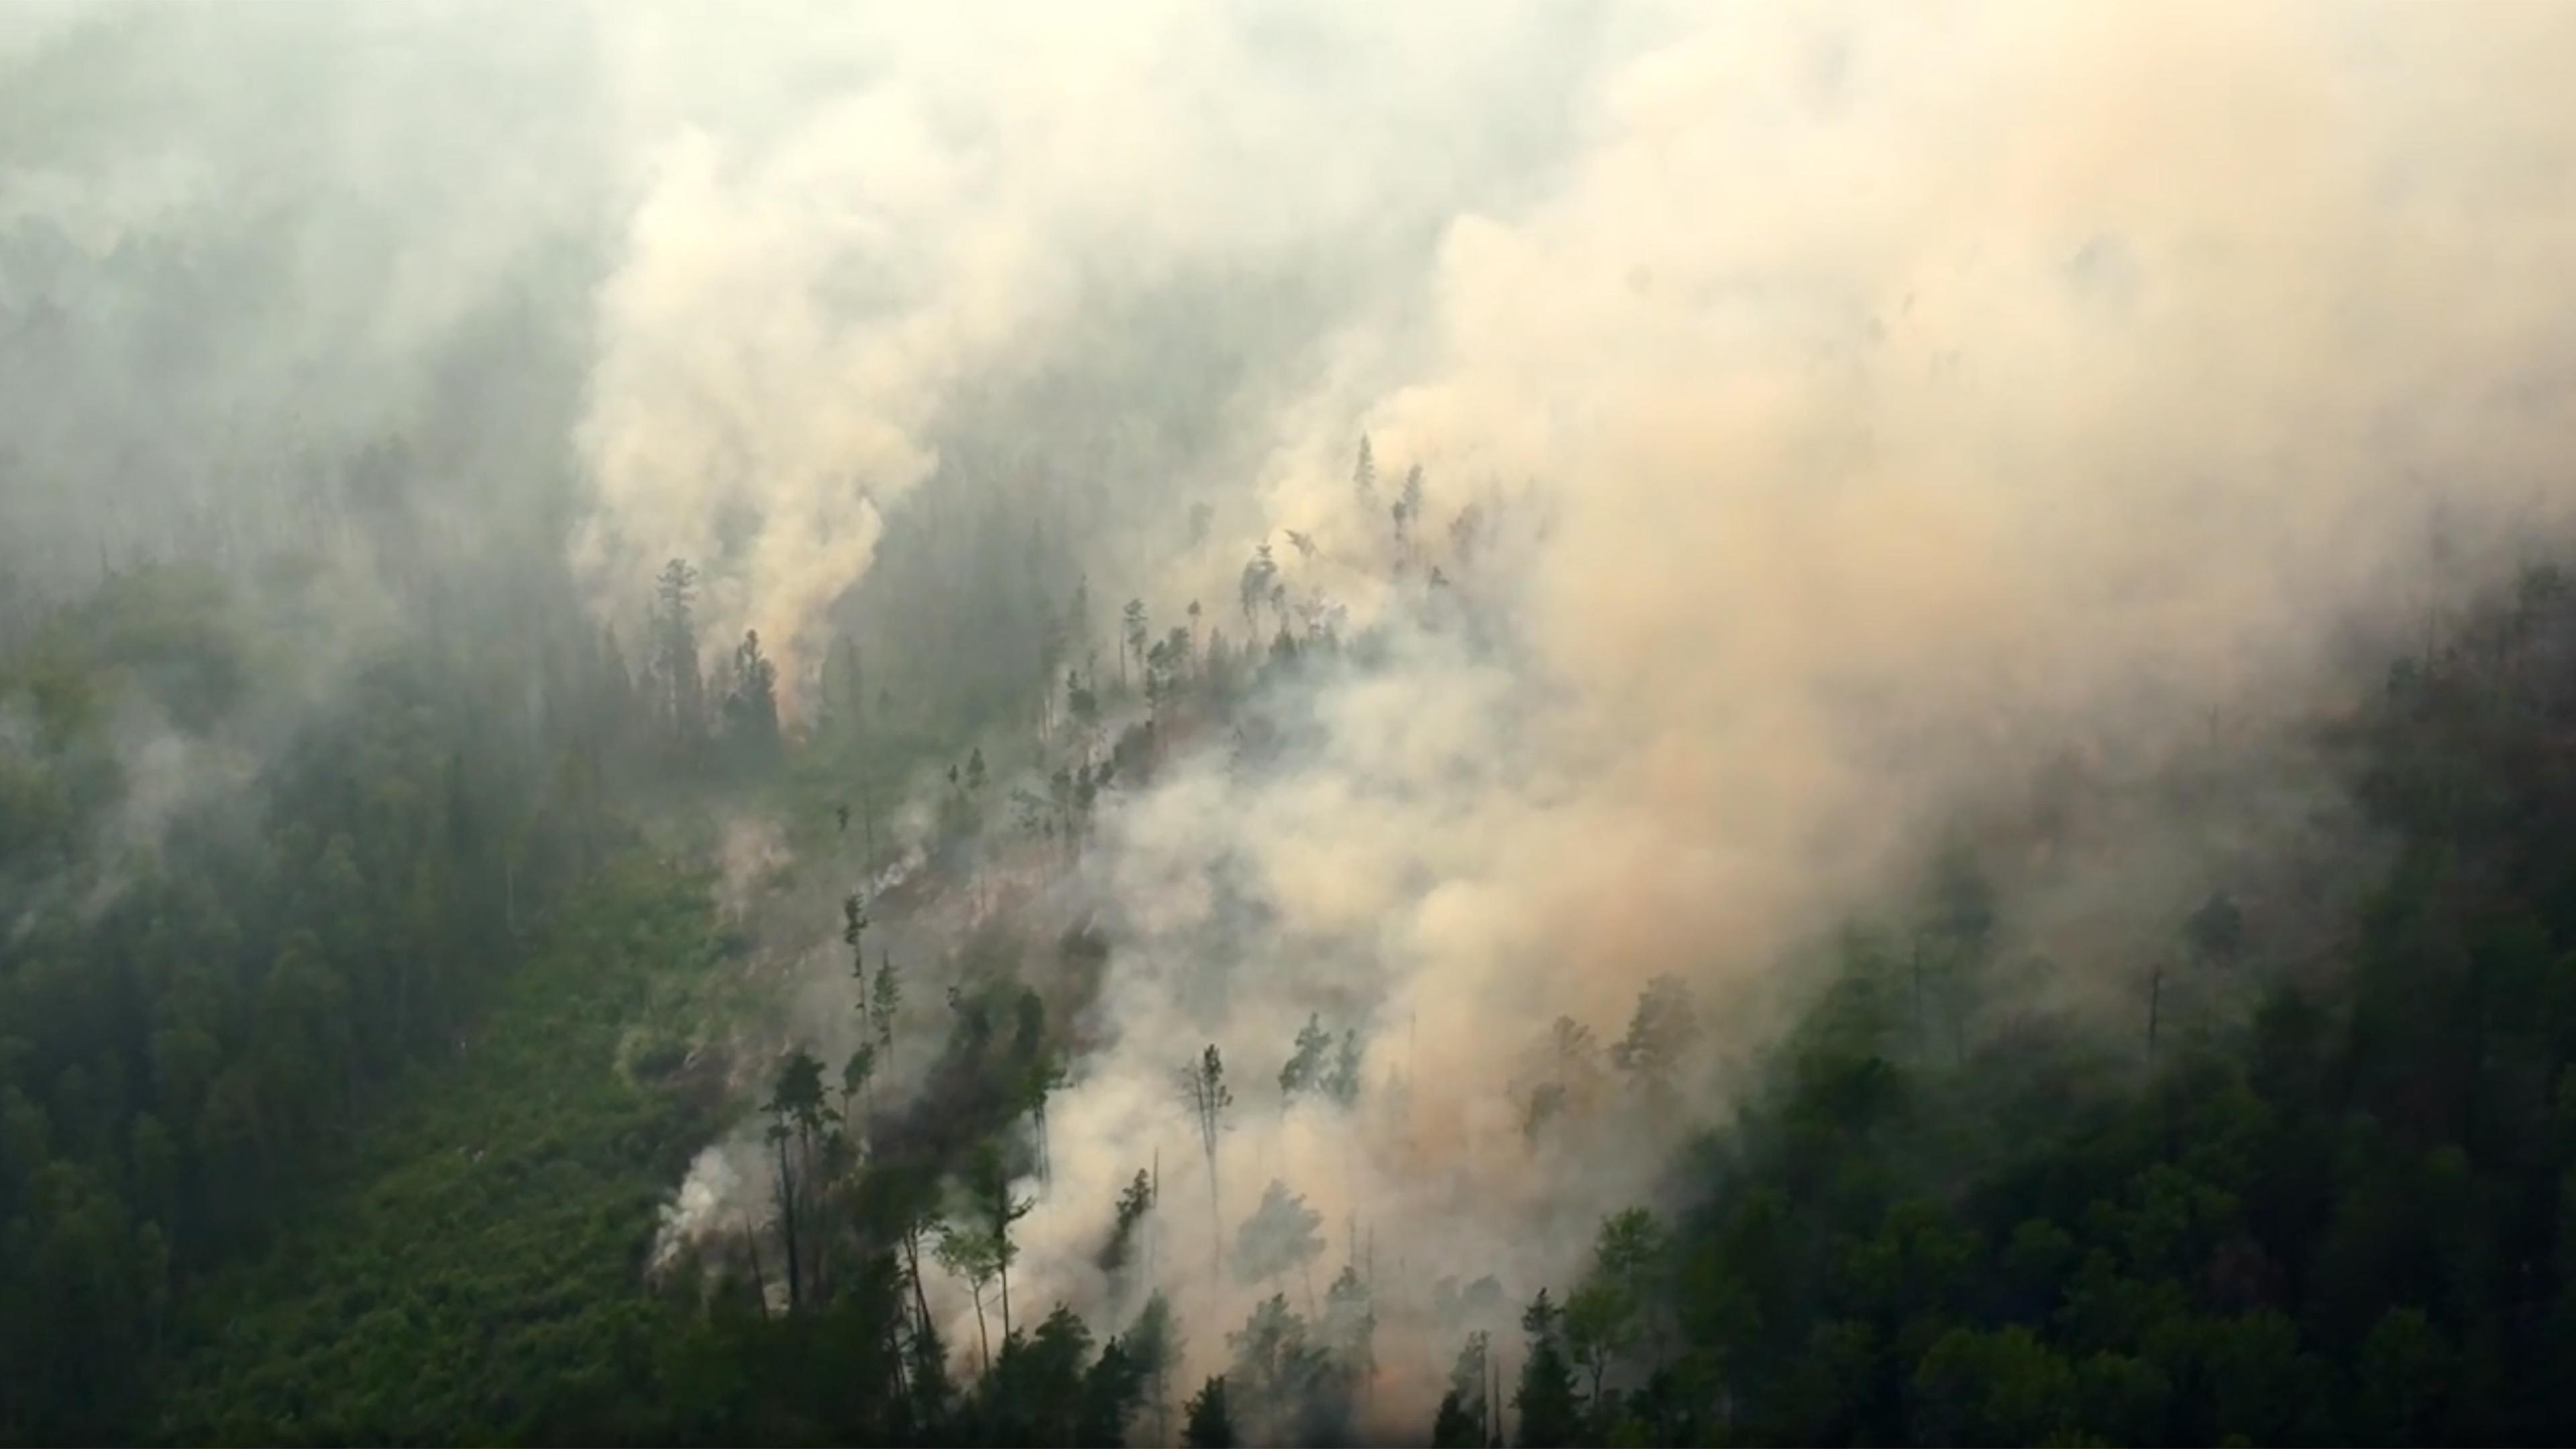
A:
[11,508,2576,1446]
[1469,565,2576,1446]
[0,547,641,1438]
[11,3,2576,1446]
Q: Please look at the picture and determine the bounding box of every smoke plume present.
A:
[980,1,2576,1430]
[15,1,2576,1439]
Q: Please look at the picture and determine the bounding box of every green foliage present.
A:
[1231,1179,1324,1290]
[1223,1294,1354,1446]
[0,559,641,1442]
[1433,1331,1492,1448]
[1514,1290,1586,1448]
[1611,974,1698,1098]
[1099,1169,1155,1275]
[1183,1375,1236,1448]
[146,859,742,1444]
[1279,1013,1332,1102]
[1506,562,2576,1445]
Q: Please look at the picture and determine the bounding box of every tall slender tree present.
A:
[651,557,705,754]
[764,1048,830,1311]
[871,950,900,1051]
[1179,1044,1234,1277]
[1122,599,1148,692]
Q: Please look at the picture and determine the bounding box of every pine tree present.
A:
[1122,599,1148,692]
[1515,1290,1585,1448]
[1179,1045,1234,1277]
[1280,1014,1332,1104]
[1183,1375,1237,1448]
[726,628,780,765]
[651,558,705,755]
[1324,1029,1364,1109]
[1101,1169,1157,1275]
[764,1048,830,1311]
[871,951,900,1050]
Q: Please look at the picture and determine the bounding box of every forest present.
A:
[10,3,2576,1446]
[13,468,2576,1446]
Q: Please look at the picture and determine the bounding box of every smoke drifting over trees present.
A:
[9,1,2576,1443]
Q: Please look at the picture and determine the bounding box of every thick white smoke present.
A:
[971,2,2576,1433]
[564,0,1624,696]
[40,0,2548,1436]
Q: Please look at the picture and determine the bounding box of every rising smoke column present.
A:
[1000,2,2576,1433]
[566,0,1619,699]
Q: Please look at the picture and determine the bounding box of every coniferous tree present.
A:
[651,557,705,755]
[1434,1331,1493,1448]
[763,1048,830,1311]
[1279,1014,1332,1106]
[1514,1289,1584,1448]
[1101,1168,1156,1276]
[1130,1291,1181,1444]
[1183,1375,1236,1448]
[1179,1045,1234,1276]
[1238,545,1277,633]
[1610,975,1697,1099]
[967,1141,1033,1340]
[935,1221,1001,1374]
[1232,1179,1326,1311]
[725,627,780,765]
[871,951,900,1050]
[1324,1029,1364,1109]
[1122,599,1148,692]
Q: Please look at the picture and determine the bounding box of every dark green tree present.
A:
[763,1048,831,1312]
[1610,975,1697,1098]
[1183,1375,1236,1448]
[1122,599,1148,692]
[724,628,781,765]
[1514,1289,1584,1448]
[1279,1014,1332,1104]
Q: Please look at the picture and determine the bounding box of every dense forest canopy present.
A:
[7,3,2576,1445]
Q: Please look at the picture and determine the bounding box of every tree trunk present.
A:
[1204,1144,1224,1281]
[886,1319,912,1421]
[774,1134,803,1313]
[971,1281,992,1373]
[744,1224,771,1319]
[998,1250,1014,1341]
[904,1225,936,1347]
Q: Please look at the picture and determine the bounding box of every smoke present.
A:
[0,1,610,598]
[601,1,2576,1434]
[651,1142,752,1279]
[563,0,1625,696]
[963,1,2576,1433]
[15,0,2576,1438]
